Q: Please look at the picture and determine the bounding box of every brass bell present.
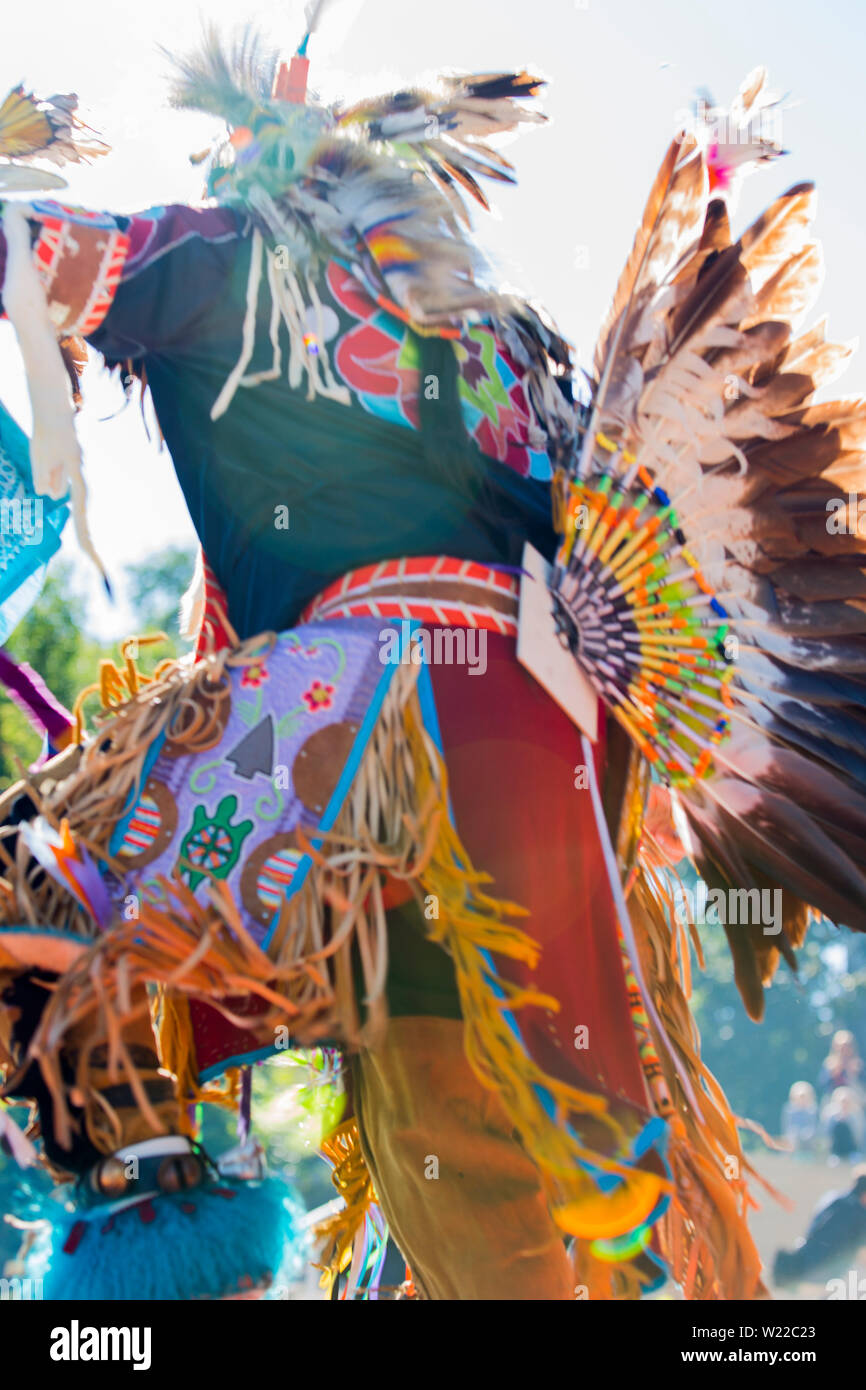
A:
[92,1155,130,1198]
[157,1153,203,1194]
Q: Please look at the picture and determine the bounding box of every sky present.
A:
[2,0,865,640]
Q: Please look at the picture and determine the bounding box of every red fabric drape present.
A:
[430,634,649,1112]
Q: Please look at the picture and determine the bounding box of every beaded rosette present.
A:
[551,428,735,787]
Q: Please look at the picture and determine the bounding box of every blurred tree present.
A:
[4,564,90,712]
[689,907,866,1137]
[0,547,195,787]
[125,544,196,642]
[0,563,101,784]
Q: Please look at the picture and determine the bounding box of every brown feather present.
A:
[594,136,705,376]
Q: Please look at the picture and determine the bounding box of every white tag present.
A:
[517,541,599,742]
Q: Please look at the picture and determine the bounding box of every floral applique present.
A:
[241,661,270,689]
[302,679,336,713]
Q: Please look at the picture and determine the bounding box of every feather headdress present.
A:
[169,23,573,457]
[167,24,547,329]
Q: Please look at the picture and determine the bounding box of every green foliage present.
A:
[0,563,101,785]
[0,548,196,789]
[250,1055,346,1207]
[124,543,197,664]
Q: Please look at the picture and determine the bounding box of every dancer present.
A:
[1,25,865,1301]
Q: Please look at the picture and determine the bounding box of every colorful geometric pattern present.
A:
[455,325,553,480]
[28,201,130,336]
[110,620,402,948]
[117,792,161,857]
[179,794,253,892]
[553,432,735,787]
[256,845,304,913]
[327,260,422,430]
[326,259,553,478]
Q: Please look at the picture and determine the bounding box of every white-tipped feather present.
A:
[179,548,206,642]
[303,0,334,37]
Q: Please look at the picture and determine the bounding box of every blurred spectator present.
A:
[819,1030,863,1098]
[773,1168,866,1289]
[781,1081,819,1153]
[822,1087,865,1162]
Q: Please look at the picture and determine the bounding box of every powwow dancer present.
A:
[1,18,866,1300]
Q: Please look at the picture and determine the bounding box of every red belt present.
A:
[300,556,519,634]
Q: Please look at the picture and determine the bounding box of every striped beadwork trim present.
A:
[194,555,519,660]
[32,212,130,336]
[195,556,239,658]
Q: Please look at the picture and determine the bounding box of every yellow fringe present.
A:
[402,699,670,1240]
[605,749,768,1299]
[314,1116,377,1291]
[72,633,173,744]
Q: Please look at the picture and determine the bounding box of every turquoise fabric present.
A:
[0,398,68,642]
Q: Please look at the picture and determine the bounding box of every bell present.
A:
[157,1153,204,1194]
[92,1155,130,1198]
